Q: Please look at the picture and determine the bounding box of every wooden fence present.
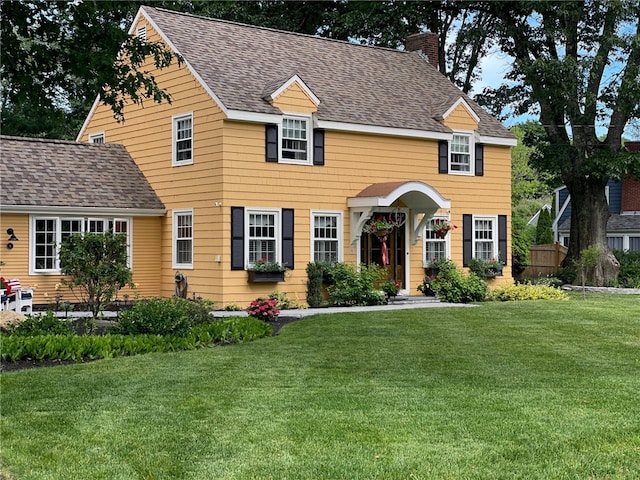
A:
[520,243,568,279]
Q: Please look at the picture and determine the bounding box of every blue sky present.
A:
[465,25,638,140]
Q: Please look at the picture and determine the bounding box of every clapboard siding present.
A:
[74,14,512,307]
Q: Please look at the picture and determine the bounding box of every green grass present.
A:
[2,294,639,479]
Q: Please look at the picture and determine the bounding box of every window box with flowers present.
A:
[468,257,504,278]
[424,257,451,277]
[247,258,288,283]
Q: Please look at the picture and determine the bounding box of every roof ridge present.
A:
[0,135,122,148]
[145,6,409,55]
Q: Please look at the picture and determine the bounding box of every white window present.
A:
[424,217,450,265]
[31,217,131,273]
[34,218,57,272]
[173,113,193,166]
[608,236,624,251]
[173,210,193,268]
[607,235,640,252]
[474,216,498,260]
[136,25,147,43]
[247,210,279,267]
[281,116,309,163]
[450,133,472,173]
[88,132,105,144]
[311,212,342,263]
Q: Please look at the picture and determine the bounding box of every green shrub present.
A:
[113,297,213,336]
[613,250,640,288]
[58,232,134,319]
[0,318,271,363]
[489,284,569,301]
[555,266,577,285]
[432,261,488,303]
[306,261,326,308]
[224,303,243,311]
[519,275,564,288]
[326,263,386,306]
[511,216,530,276]
[3,312,74,336]
[268,291,306,310]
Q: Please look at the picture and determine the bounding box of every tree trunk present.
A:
[563,176,619,286]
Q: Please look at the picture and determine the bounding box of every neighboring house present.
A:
[5,6,516,307]
[527,204,552,227]
[0,136,165,302]
[553,141,640,252]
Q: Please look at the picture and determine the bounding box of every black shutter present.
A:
[438,140,448,174]
[475,143,484,176]
[498,214,507,265]
[265,124,278,162]
[281,208,294,270]
[313,129,325,166]
[230,207,245,270]
[463,214,473,267]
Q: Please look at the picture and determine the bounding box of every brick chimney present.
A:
[622,142,640,212]
[405,32,439,69]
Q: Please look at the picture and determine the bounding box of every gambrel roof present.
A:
[137,6,515,143]
[0,136,165,214]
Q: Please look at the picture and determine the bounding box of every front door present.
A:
[360,212,406,288]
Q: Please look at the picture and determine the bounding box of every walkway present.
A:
[212,295,474,320]
[48,296,473,321]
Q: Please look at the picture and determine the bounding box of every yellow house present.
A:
[4,6,517,309]
[0,136,165,305]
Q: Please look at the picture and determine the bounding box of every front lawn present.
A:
[1,294,639,479]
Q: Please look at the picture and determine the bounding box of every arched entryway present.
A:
[360,211,407,286]
[348,181,451,293]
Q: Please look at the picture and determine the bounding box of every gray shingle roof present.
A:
[143,7,515,140]
[558,214,640,233]
[0,136,165,212]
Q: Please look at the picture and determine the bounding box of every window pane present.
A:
[34,219,57,270]
[175,213,193,265]
[629,237,640,252]
[282,118,307,161]
[249,213,277,264]
[608,236,624,251]
[474,218,495,260]
[425,241,446,262]
[313,215,339,263]
[175,116,193,162]
[425,218,448,263]
[450,134,471,172]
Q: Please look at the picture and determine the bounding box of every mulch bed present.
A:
[1,315,302,373]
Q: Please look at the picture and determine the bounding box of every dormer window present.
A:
[281,116,309,163]
[450,134,471,173]
[438,133,482,176]
[265,117,324,166]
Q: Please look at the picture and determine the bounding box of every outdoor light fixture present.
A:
[6,228,18,249]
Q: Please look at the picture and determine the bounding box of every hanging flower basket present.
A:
[362,215,395,236]
[432,218,457,238]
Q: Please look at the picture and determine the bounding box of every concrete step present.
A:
[389,295,439,304]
